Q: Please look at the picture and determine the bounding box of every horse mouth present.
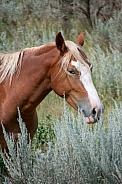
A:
[82,107,102,124]
[85,116,99,124]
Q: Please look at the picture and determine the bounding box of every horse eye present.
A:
[68,69,76,75]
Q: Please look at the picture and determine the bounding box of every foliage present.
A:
[87,10,122,51]
[0,155,7,183]
[0,103,122,184]
[85,10,122,115]
[1,109,33,184]
[0,0,121,50]
[33,113,55,150]
[0,0,121,36]
[0,20,59,52]
[89,46,122,101]
[0,0,23,24]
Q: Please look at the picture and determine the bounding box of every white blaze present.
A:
[71,61,101,110]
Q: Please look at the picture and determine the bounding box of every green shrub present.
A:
[89,45,122,101]
[1,103,122,184]
[87,10,122,51]
[33,113,55,150]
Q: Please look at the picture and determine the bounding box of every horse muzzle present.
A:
[82,103,104,124]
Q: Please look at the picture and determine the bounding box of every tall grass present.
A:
[1,102,122,184]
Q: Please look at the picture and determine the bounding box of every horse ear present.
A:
[76,32,85,46]
[55,32,67,54]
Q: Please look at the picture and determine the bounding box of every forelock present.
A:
[61,40,89,72]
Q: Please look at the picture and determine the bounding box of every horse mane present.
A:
[0,51,24,84]
[0,41,89,85]
[0,43,55,85]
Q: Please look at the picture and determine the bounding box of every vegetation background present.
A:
[0,0,122,183]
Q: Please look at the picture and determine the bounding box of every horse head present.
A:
[51,32,103,124]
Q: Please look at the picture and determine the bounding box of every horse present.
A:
[0,32,103,150]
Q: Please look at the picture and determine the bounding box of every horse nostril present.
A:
[92,108,96,116]
[82,110,86,116]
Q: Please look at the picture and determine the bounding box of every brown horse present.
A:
[0,32,103,150]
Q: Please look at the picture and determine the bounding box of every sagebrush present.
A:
[1,102,122,184]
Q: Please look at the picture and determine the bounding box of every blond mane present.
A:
[0,51,24,84]
[0,41,89,85]
[0,44,54,85]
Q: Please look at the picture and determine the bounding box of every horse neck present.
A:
[18,45,61,108]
